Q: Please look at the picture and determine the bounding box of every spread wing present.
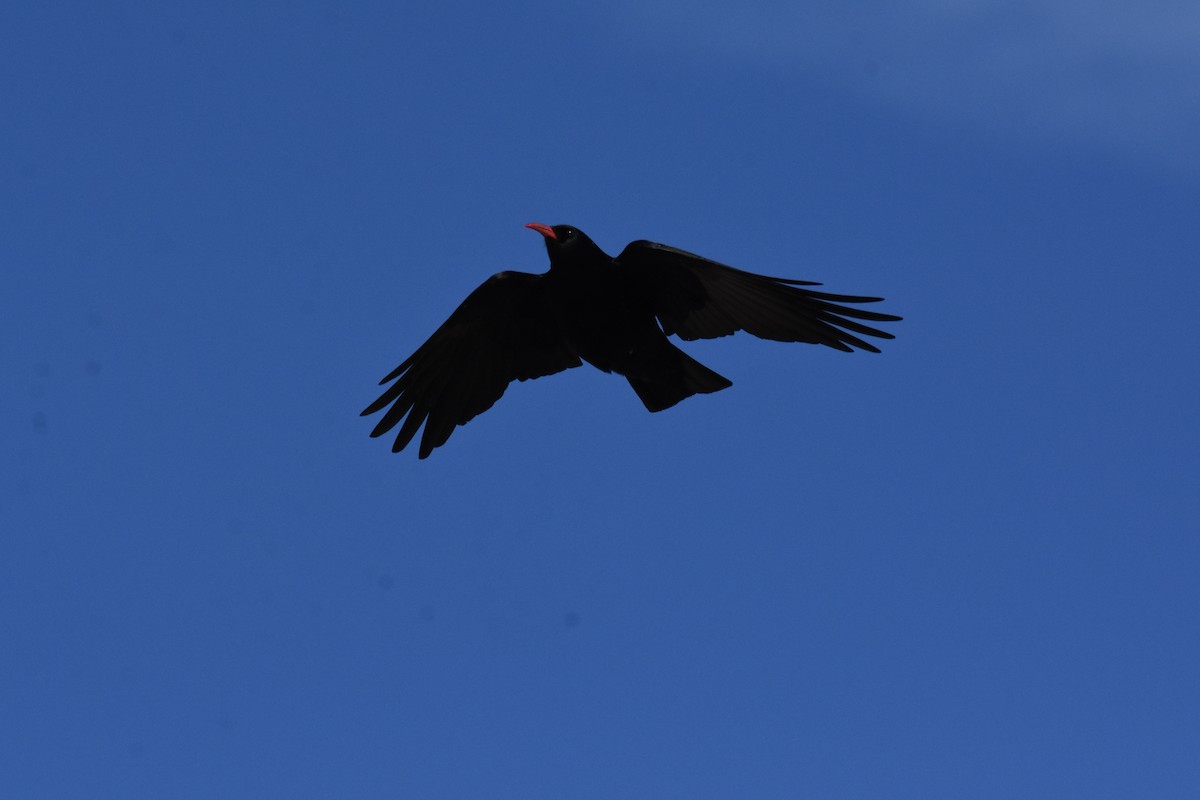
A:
[361,271,581,458]
[617,240,901,352]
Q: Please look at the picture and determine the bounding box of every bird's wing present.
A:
[616,240,901,352]
[361,271,581,458]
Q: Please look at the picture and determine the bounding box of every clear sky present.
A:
[3,1,1198,797]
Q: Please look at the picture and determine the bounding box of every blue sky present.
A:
[3,1,1198,797]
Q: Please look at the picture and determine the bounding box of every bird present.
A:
[362,223,901,458]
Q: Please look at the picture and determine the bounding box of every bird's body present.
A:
[539,233,730,410]
[544,247,637,373]
[363,223,900,458]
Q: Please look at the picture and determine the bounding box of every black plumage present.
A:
[363,223,901,458]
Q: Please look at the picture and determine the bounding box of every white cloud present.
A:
[619,1,1200,170]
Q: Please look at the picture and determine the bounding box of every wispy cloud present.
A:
[619,1,1200,170]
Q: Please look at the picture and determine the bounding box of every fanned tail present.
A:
[626,341,732,412]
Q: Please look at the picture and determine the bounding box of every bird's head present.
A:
[525,222,606,268]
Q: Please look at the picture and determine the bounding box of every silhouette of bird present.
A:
[363,223,901,458]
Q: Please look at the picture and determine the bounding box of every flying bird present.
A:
[363,223,901,458]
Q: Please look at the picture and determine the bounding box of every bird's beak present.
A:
[524,222,557,240]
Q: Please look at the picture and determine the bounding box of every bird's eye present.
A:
[564,228,576,238]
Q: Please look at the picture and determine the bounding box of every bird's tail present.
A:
[625,342,732,412]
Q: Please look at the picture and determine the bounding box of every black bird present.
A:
[363,223,901,458]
